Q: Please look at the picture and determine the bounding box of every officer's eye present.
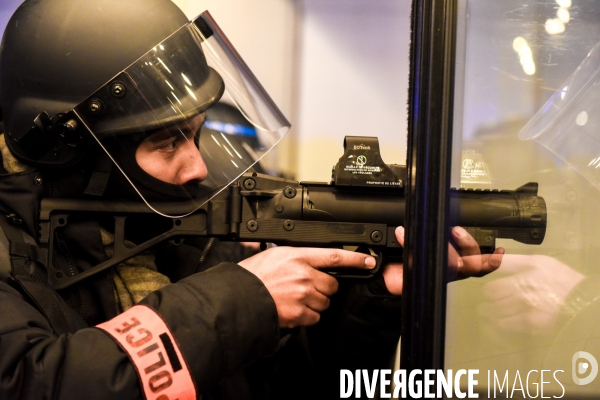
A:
[145,131,184,152]
[158,136,179,151]
[143,120,200,153]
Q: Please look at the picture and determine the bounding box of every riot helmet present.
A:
[0,0,290,217]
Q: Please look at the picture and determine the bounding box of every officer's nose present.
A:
[175,138,208,185]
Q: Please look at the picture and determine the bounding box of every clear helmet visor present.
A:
[71,11,290,217]
[519,41,600,190]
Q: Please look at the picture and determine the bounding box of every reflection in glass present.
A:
[448,0,600,397]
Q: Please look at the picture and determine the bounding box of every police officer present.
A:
[0,0,501,399]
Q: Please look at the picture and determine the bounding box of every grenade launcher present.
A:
[39,136,547,289]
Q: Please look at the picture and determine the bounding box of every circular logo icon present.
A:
[356,155,367,167]
[573,351,599,385]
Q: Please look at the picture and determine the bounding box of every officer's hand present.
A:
[238,247,376,329]
[448,226,504,281]
[380,227,405,296]
[383,226,504,296]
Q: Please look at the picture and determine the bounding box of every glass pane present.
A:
[448,0,600,398]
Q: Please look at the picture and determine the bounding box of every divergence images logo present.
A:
[573,351,599,385]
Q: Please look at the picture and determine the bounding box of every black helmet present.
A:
[1,0,291,217]
[0,0,223,168]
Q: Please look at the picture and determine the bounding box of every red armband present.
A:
[97,304,196,400]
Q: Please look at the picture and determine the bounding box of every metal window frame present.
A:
[401,0,457,373]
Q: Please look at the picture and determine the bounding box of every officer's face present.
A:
[135,113,208,185]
